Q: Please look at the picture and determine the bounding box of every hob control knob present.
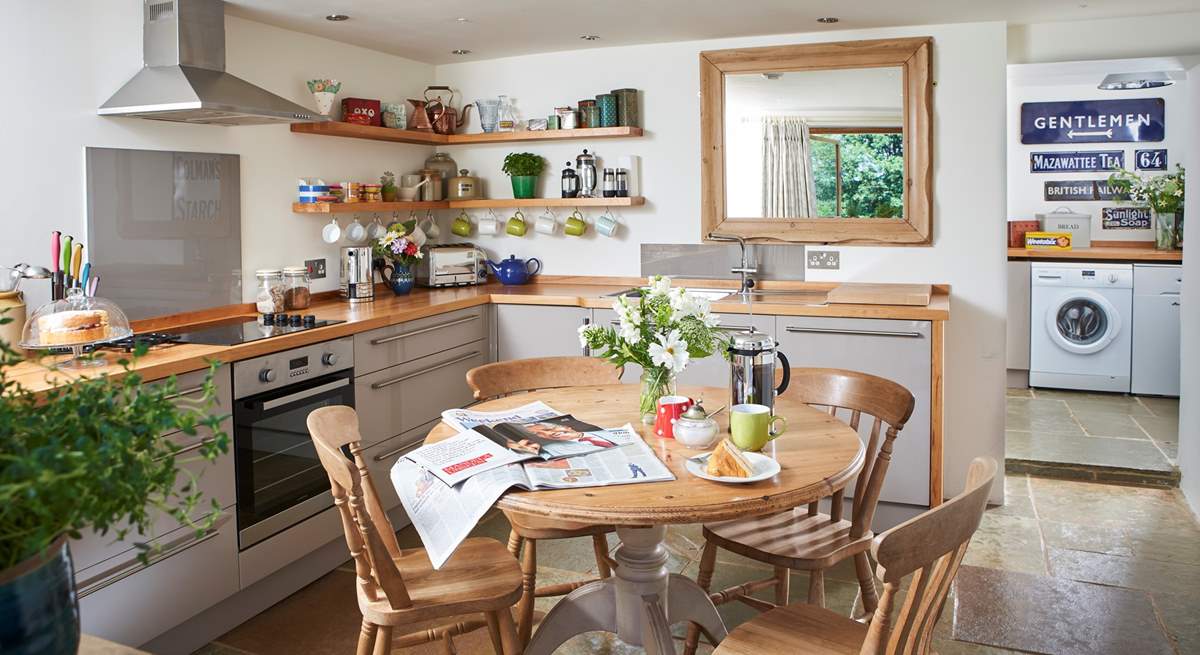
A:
[259,368,276,383]
[322,353,339,366]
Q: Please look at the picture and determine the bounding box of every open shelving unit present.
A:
[292,196,644,214]
[290,122,643,145]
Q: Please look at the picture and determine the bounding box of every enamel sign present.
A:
[1102,207,1152,230]
[1021,98,1165,144]
[1135,149,1168,171]
[1043,180,1130,202]
[1030,150,1123,173]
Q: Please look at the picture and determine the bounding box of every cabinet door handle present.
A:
[715,325,754,332]
[261,377,351,411]
[369,315,480,345]
[77,518,229,598]
[373,440,423,462]
[370,351,482,390]
[169,436,221,458]
[784,326,924,339]
[1037,275,1063,280]
[163,385,207,402]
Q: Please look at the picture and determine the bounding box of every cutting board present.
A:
[826,283,932,306]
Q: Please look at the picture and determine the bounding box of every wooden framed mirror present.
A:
[700,37,933,245]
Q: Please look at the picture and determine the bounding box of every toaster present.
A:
[417,244,488,287]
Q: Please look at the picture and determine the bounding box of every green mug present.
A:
[451,212,472,237]
[564,210,587,237]
[729,403,786,452]
[506,210,527,236]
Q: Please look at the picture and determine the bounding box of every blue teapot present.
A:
[486,255,542,285]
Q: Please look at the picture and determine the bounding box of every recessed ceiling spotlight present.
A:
[325,13,349,21]
[816,17,839,23]
[580,34,601,41]
[455,17,470,23]
[451,49,472,55]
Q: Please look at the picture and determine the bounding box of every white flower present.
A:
[649,329,690,373]
[577,323,592,348]
[619,322,642,345]
[648,275,673,297]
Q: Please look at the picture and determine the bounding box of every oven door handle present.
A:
[260,377,352,412]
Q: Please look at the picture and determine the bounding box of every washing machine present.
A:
[1029,262,1133,392]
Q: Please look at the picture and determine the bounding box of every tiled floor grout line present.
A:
[1135,395,1158,418]
[1023,474,1053,578]
[1131,414,1179,466]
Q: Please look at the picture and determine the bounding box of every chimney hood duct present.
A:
[99,0,327,126]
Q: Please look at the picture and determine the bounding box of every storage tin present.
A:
[612,88,639,127]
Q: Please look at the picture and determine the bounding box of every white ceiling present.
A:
[224,0,1200,64]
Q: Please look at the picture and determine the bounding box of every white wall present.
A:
[436,22,1009,502]
[1006,58,1191,242]
[1008,12,1200,64]
[0,1,435,311]
[1179,62,1200,516]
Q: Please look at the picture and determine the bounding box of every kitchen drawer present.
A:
[355,342,486,447]
[355,306,488,375]
[1134,264,1182,296]
[362,417,440,512]
[78,517,238,647]
[776,315,931,507]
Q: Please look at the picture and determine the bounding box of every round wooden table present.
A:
[425,385,864,655]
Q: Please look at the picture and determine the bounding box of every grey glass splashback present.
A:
[86,147,242,320]
[641,243,806,280]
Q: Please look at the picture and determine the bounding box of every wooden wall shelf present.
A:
[293,197,645,214]
[290,121,643,145]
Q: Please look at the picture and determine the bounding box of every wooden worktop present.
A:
[1007,244,1182,263]
[7,277,949,392]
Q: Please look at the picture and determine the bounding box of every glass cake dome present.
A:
[20,288,132,368]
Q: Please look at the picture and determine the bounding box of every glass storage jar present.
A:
[282,266,311,310]
[255,269,285,314]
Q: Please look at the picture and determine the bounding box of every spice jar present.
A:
[255,269,285,313]
[282,266,312,310]
[579,99,598,128]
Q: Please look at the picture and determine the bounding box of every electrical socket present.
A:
[305,258,327,279]
[807,250,840,270]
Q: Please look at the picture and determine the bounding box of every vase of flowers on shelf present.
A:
[373,220,423,296]
[579,276,728,424]
[1108,165,1186,250]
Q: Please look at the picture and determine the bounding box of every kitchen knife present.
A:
[86,275,98,298]
[71,243,83,285]
[61,235,72,274]
[51,231,61,299]
[79,262,91,293]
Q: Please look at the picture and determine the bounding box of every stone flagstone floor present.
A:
[193,473,1200,655]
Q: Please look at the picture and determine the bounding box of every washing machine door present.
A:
[1044,290,1123,355]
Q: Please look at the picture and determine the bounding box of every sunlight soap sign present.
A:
[1020,98,1164,144]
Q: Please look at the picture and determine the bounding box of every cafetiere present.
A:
[728,330,791,411]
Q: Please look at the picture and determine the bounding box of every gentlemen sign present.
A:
[1102,207,1152,230]
[1021,98,1165,144]
[1030,150,1123,173]
[1043,180,1130,202]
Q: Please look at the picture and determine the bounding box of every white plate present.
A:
[685,451,781,483]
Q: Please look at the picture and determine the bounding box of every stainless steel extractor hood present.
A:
[99,0,327,126]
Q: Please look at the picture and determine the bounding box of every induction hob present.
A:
[165,314,344,347]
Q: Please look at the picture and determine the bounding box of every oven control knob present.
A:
[259,368,276,383]
[322,353,339,366]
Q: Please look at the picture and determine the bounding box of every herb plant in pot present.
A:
[502,152,545,200]
[380,171,398,202]
[0,328,228,655]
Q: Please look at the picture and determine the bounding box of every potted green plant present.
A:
[380,171,398,202]
[0,325,228,654]
[1108,164,1186,250]
[501,152,545,199]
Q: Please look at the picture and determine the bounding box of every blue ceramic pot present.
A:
[389,265,415,295]
[0,536,80,655]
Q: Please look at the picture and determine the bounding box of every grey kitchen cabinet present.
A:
[775,316,932,507]
[362,417,441,513]
[1132,264,1182,396]
[1006,260,1031,372]
[354,306,489,376]
[495,304,591,361]
[356,342,487,447]
[78,516,239,647]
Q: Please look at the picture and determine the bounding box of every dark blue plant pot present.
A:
[389,265,415,295]
[0,536,80,655]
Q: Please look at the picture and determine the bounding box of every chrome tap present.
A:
[707,232,757,294]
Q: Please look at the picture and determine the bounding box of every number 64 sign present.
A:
[1135,149,1167,171]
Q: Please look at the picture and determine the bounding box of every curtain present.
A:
[761,116,817,217]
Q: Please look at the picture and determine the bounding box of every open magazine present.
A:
[391,421,673,569]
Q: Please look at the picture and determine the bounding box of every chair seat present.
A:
[714,602,867,654]
[359,537,523,626]
[506,511,614,540]
[704,508,873,570]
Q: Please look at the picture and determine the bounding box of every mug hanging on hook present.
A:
[421,209,441,240]
[479,208,500,235]
[367,213,387,240]
[346,214,367,243]
[564,209,587,237]
[452,210,473,237]
[536,207,558,235]
[596,208,619,237]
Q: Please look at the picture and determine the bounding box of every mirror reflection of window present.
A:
[724,67,905,219]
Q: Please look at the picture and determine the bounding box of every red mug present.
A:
[654,395,694,439]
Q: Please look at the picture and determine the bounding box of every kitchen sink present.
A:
[605,287,735,302]
[604,287,828,306]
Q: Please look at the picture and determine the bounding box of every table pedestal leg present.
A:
[523,525,728,655]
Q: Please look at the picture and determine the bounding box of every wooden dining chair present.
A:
[685,368,915,655]
[711,457,997,655]
[307,406,523,655]
[465,356,622,648]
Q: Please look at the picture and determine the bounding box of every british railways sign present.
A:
[1021,98,1165,144]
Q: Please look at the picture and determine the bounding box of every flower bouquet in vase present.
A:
[1108,165,1186,250]
[373,219,424,295]
[580,276,728,424]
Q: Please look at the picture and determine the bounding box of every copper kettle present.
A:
[424,85,473,135]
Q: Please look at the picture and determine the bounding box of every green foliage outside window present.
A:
[812,133,904,218]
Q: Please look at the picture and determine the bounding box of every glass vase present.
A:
[1175,207,1185,249]
[1154,210,1177,250]
[639,367,677,425]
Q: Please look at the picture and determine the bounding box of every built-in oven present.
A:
[232,336,355,550]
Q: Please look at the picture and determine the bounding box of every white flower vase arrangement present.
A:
[580,276,729,424]
[1109,165,1186,250]
[306,78,342,116]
